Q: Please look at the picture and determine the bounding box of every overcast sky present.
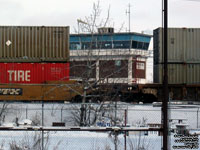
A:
[0,0,200,34]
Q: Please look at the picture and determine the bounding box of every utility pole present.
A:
[126,3,131,32]
[162,0,169,149]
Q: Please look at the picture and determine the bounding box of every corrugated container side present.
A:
[153,64,161,83]
[168,64,186,84]
[0,26,69,62]
[154,28,200,63]
[157,64,186,84]
[153,28,160,65]
[154,63,200,84]
[186,28,200,62]
[168,28,186,62]
[186,64,200,84]
[154,28,186,63]
[44,63,70,81]
[0,81,83,101]
[0,63,69,84]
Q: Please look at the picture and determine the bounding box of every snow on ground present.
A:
[1,103,200,128]
[0,102,200,149]
[0,131,162,150]
[0,130,199,150]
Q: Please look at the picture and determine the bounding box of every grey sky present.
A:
[0,0,200,34]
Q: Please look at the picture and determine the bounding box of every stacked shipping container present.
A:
[0,63,69,84]
[154,28,200,84]
[0,26,69,62]
[0,26,71,101]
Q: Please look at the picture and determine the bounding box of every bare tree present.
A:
[128,118,153,150]
[9,131,62,150]
[70,0,129,128]
[72,103,124,127]
[0,140,5,150]
[31,112,42,126]
[0,102,9,125]
[128,134,152,150]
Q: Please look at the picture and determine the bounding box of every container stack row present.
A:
[0,26,70,84]
[153,27,200,84]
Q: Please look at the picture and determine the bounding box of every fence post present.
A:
[124,109,127,150]
[26,107,28,119]
[197,108,199,128]
[61,107,63,122]
[42,101,44,150]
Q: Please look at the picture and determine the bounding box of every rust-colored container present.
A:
[0,63,70,84]
[0,81,83,101]
[0,26,69,62]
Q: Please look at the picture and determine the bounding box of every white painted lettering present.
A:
[14,71,17,81]
[25,71,31,81]
[2,89,8,95]
[18,70,24,81]
[10,89,20,95]
[7,70,31,82]
[8,70,14,81]
[0,88,22,95]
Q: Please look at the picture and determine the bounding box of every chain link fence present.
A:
[0,102,199,149]
[0,129,163,150]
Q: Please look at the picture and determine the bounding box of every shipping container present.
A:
[154,63,200,84]
[0,26,69,62]
[0,63,69,84]
[154,28,200,64]
[0,80,83,101]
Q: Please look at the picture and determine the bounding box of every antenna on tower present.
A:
[126,3,131,32]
